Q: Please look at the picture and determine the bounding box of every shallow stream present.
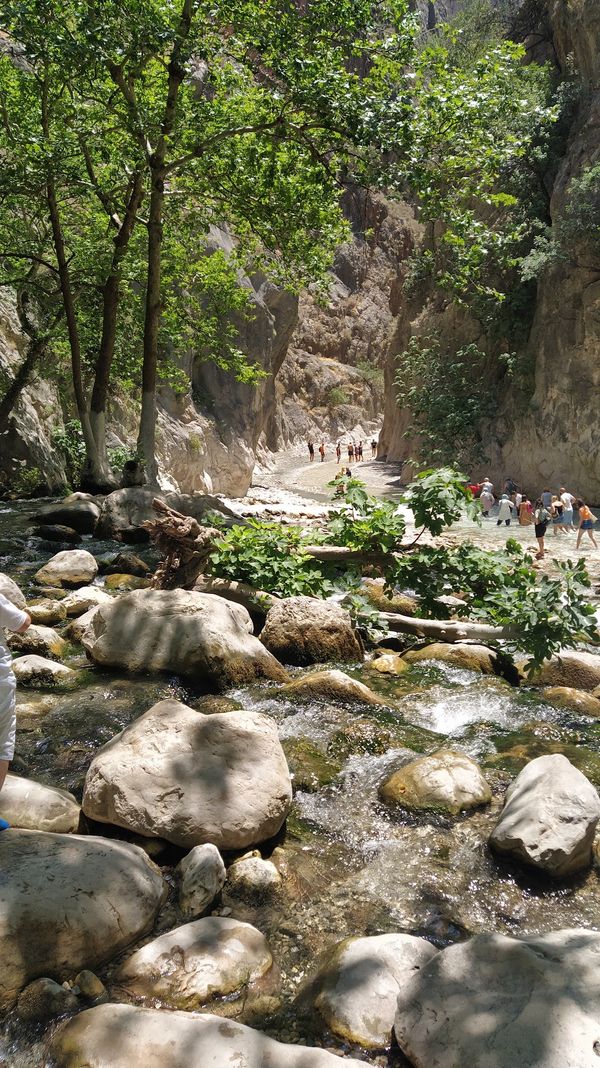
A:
[1,499,600,1066]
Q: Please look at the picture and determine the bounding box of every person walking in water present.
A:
[479,476,495,518]
[335,442,341,464]
[496,494,514,527]
[560,486,576,531]
[347,442,354,463]
[0,592,31,829]
[357,441,363,461]
[318,441,325,462]
[518,496,533,525]
[534,497,551,559]
[307,441,315,462]
[371,439,377,458]
[576,499,598,550]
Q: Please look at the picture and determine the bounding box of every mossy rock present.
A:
[360,579,418,616]
[368,653,408,676]
[403,642,496,675]
[484,723,600,789]
[104,573,152,591]
[542,686,600,718]
[283,738,342,792]
[281,669,383,706]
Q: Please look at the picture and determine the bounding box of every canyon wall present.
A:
[380,0,600,497]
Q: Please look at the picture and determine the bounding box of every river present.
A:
[1,482,600,1066]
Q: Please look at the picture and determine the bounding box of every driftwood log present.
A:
[142,499,221,589]
[379,612,515,644]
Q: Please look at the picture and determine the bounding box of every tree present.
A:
[49,0,417,484]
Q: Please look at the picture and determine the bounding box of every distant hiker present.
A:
[560,486,576,531]
[357,441,363,461]
[551,495,565,536]
[541,487,552,509]
[0,592,31,829]
[576,499,598,550]
[504,477,518,496]
[496,494,514,527]
[345,467,352,476]
[518,497,533,525]
[534,498,551,559]
[347,443,354,462]
[480,477,495,517]
[319,441,325,462]
[308,441,315,462]
[336,442,341,464]
[371,439,377,458]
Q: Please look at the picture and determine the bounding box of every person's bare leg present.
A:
[0,760,8,792]
[536,536,545,558]
[589,530,598,548]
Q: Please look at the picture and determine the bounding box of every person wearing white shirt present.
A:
[0,592,31,829]
[559,487,576,531]
[496,495,515,527]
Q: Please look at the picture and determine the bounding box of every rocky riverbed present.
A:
[1,475,600,1067]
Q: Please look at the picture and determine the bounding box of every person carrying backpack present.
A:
[534,498,551,559]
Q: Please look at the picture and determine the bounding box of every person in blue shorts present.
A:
[0,591,31,829]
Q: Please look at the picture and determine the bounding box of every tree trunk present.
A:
[85,172,145,493]
[136,0,193,488]
[137,168,163,488]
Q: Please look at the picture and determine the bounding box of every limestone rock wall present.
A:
[380,0,600,498]
[0,292,67,493]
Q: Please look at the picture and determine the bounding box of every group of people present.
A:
[307,439,378,463]
[471,477,597,559]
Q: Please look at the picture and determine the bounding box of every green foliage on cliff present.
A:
[394,336,515,468]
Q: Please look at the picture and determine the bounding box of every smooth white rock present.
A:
[394,929,600,1068]
[48,1004,369,1066]
[117,916,272,1007]
[176,843,226,919]
[34,550,98,588]
[0,774,80,833]
[82,700,293,849]
[489,753,600,876]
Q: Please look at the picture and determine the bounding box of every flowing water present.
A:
[1,499,600,1065]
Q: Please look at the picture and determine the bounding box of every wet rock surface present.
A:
[379,749,492,816]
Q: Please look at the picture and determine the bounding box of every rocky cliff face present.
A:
[380,0,600,498]
[0,292,67,494]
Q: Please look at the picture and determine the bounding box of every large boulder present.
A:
[310,933,437,1049]
[61,586,113,617]
[48,1004,369,1067]
[31,499,100,535]
[82,701,293,849]
[379,749,492,816]
[532,650,600,691]
[394,929,600,1068]
[81,589,287,688]
[95,488,244,542]
[402,642,496,674]
[34,550,98,588]
[489,753,600,877]
[260,597,362,666]
[9,624,67,660]
[0,572,26,610]
[117,916,273,1008]
[0,830,165,1009]
[176,843,226,919]
[0,774,80,833]
[12,655,76,687]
